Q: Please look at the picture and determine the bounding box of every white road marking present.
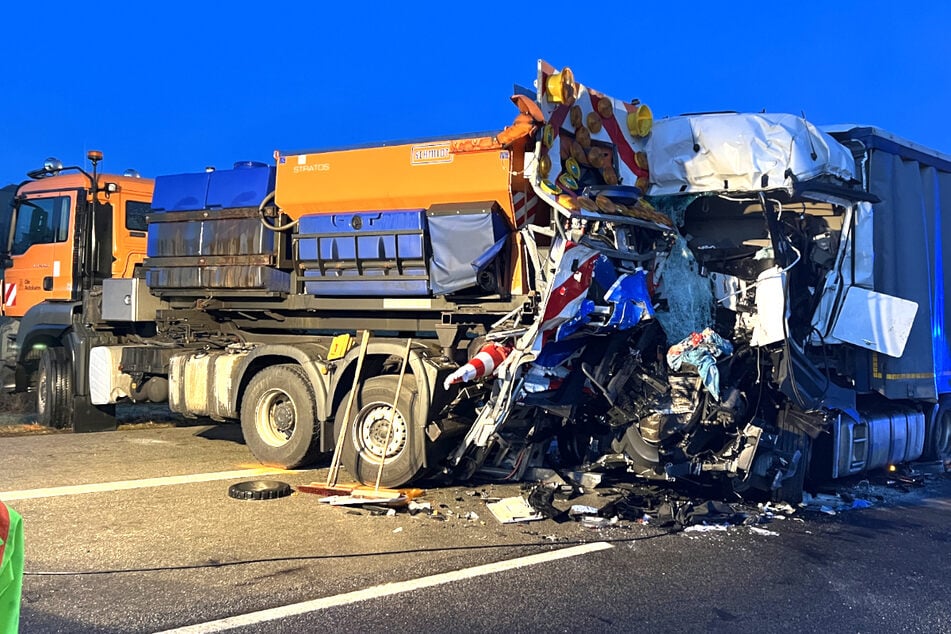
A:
[0,467,298,501]
[155,541,614,634]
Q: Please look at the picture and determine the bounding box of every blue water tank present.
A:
[150,162,275,212]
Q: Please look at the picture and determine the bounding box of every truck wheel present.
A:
[334,375,424,488]
[240,364,320,469]
[36,347,73,429]
[923,399,951,460]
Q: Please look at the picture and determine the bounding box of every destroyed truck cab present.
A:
[440,64,951,502]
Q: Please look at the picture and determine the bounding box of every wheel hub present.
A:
[272,402,295,434]
[357,404,407,460]
[255,388,296,447]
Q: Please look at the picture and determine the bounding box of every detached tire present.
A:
[334,375,425,488]
[36,347,73,429]
[240,364,320,469]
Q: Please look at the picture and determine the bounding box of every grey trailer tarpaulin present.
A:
[832,127,951,400]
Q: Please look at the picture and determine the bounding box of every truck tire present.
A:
[334,375,425,488]
[36,347,73,429]
[923,399,951,460]
[240,364,321,469]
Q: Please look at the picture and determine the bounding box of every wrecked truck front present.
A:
[442,63,883,501]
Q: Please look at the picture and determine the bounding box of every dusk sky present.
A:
[2,1,948,182]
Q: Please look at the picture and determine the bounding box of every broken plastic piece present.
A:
[683,524,730,533]
[568,505,599,517]
[486,496,543,524]
[564,471,603,489]
[581,516,619,529]
[408,500,432,514]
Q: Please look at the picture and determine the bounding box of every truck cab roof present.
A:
[17,172,154,196]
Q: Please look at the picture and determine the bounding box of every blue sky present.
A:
[2,1,948,182]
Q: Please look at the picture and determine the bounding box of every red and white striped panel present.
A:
[536,242,601,346]
[513,191,542,229]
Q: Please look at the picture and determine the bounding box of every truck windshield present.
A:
[11,195,71,255]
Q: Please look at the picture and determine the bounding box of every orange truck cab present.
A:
[0,154,154,392]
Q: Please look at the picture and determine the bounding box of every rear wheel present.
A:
[240,364,320,468]
[923,399,951,461]
[334,375,425,488]
[36,347,73,429]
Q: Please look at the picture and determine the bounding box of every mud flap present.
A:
[72,394,117,433]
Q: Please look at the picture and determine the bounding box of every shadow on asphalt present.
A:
[194,423,245,443]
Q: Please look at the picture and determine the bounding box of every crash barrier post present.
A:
[0,501,24,633]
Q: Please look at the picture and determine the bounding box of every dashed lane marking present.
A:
[154,541,615,634]
[0,467,299,502]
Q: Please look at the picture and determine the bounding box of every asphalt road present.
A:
[2,420,949,633]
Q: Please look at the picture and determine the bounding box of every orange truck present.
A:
[0,153,154,424]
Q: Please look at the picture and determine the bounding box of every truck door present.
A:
[3,192,76,317]
[113,198,150,278]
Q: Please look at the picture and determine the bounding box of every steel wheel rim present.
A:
[255,388,297,447]
[354,402,407,462]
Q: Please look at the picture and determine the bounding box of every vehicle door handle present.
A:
[43,276,53,291]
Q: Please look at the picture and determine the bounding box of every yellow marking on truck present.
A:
[871,352,937,380]
[328,333,352,360]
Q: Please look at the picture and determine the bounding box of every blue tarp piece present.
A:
[554,299,596,341]
[534,338,586,369]
[591,254,618,290]
[667,328,734,400]
[604,271,654,330]
[428,207,509,295]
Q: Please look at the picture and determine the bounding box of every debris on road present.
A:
[683,524,730,534]
[486,496,544,524]
[227,480,293,501]
[298,482,425,508]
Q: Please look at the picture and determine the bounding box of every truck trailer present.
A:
[10,61,949,501]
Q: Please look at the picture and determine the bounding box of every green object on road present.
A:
[0,501,24,633]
